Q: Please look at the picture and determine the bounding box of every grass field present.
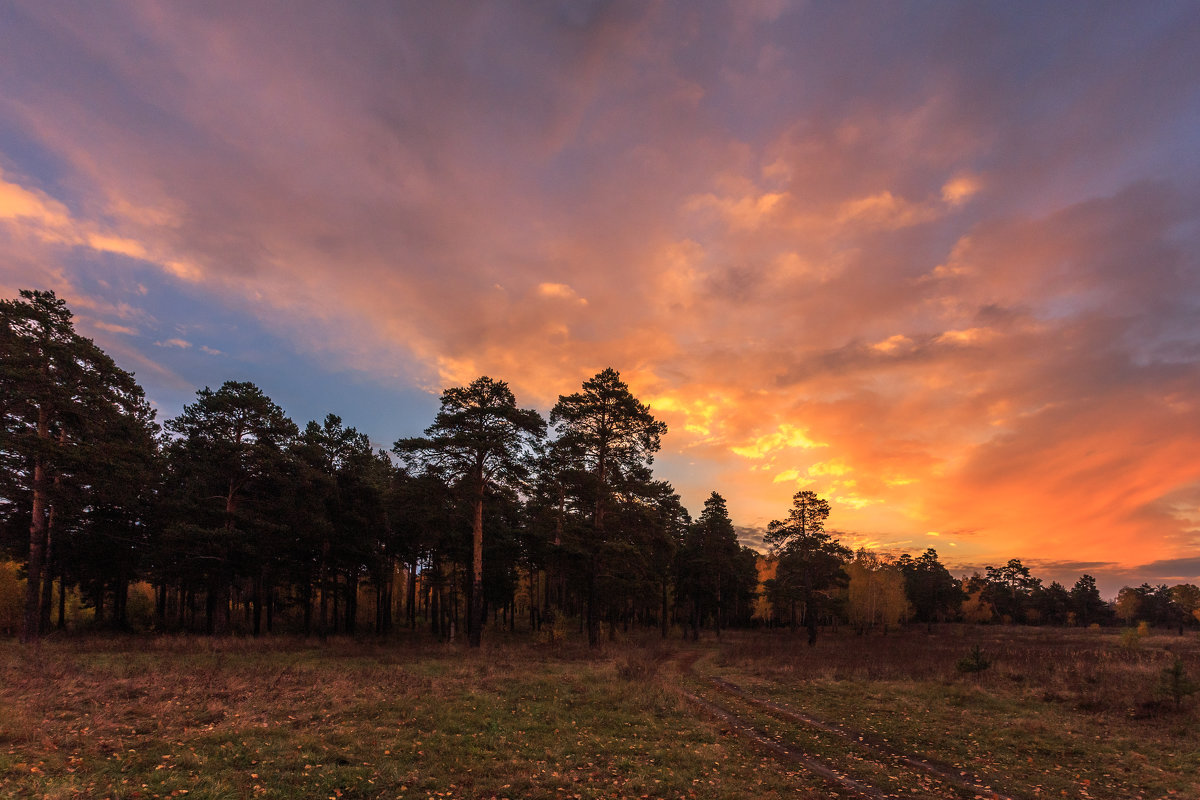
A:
[1,626,1197,799]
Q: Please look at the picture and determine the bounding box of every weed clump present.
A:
[616,648,663,682]
[956,644,992,674]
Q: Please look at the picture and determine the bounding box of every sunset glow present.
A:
[2,2,1199,595]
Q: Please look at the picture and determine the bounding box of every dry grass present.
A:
[2,626,1198,799]
[0,632,825,800]
[703,625,1200,799]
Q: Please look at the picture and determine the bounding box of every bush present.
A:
[1158,658,1198,710]
[1121,627,1142,650]
[956,644,991,673]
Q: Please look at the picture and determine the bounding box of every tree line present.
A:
[3,290,1198,645]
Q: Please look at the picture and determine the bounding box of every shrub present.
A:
[1121,627,1142,650]
[956,644,992,673]
[1158,658,1198,710]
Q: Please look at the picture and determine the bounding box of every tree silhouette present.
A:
[395,376,544,647]
[164,381,298,635]
[1,290,156,642]
[677,491,741,638]
[764,490,849,645]
[896,548,962,627]
[549,368,666,646]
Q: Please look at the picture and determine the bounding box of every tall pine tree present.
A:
[395,376,544,647]
[0,290,156,642]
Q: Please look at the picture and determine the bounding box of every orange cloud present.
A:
[2,2,1197,591]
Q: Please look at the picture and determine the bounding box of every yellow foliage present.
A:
[752,554,777,621]
[127,582,157,630]
[0,560,24,635]
[846,552,909,629]
[1115,587,1141,624]
[960,584,994,624]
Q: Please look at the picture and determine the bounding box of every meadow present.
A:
[1,626,1197,800]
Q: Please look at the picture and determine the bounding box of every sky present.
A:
[2,1,1199,597]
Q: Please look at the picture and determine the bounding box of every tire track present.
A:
[685,673,1021,800]
[679,688,892,800]
[709,677,1019,800]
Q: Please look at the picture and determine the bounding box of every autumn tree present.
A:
[1119,583,1187,630]
[846,548,909,633]
[763,490,850,645]
[549,368,666,646]
[960,574,995,623]
[1169,584,1200,630]
[395,376,544,647]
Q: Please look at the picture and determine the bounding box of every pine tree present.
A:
[764,490,849,645]
[1,290,156,641]
[395,376,544,647]
[163,381,298,635]
[549,368,666,646]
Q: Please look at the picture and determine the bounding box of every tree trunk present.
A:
[39,504,56,635]
[252,571,263,637]
[430,572,441,638]
[318,539,330,637]
[588,450,606,648]
[303,582,313,636]
[21,407,50,644]
[58,576,68,630]
[661,578,669,639]
[586,557,598,647]
[714,573,722,639]
[805,592,819,646]
[346,566,358,634]
[332,571,340,634]
[469,472,485,648]
[531,569,541,631]
[407,561,418,630]
[114,578,129,630]
[155,583,167,631]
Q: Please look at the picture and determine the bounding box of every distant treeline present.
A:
[2,290,1198,645]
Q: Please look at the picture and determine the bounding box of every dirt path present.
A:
[668,649,1020,800]
[679,687,894,799]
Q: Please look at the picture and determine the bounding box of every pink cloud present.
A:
[1,2,1198,583]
